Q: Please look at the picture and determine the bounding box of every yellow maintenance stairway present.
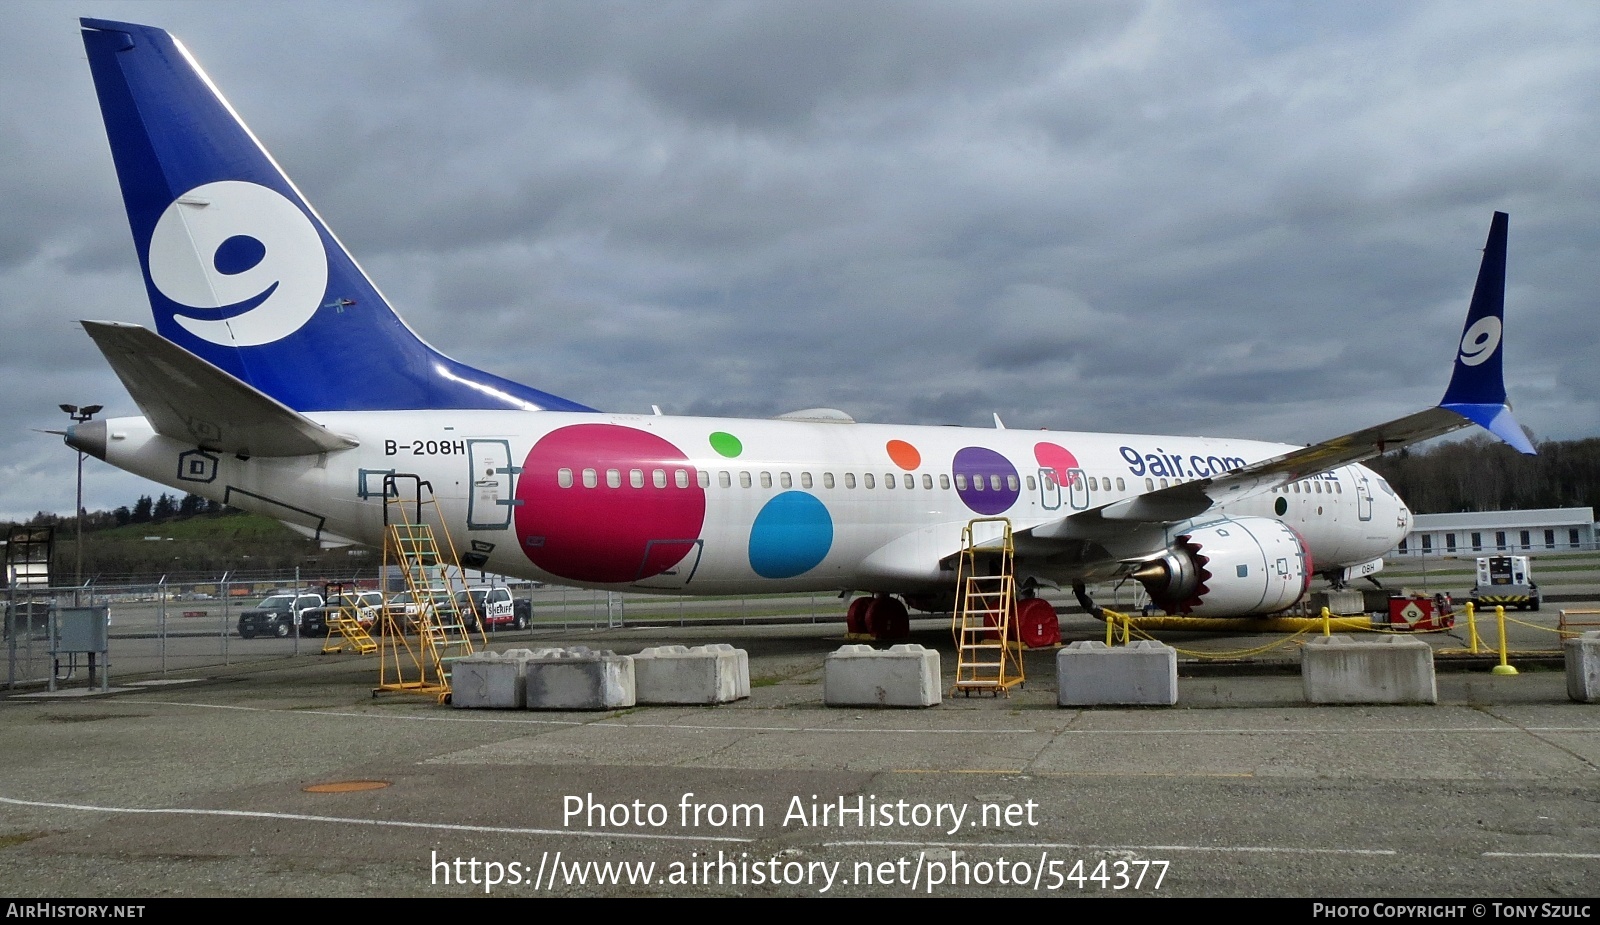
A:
[374,474,483,702]
[951,517,1026,696]
[320,582,378,655]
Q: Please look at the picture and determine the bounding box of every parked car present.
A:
[299,590,384,638]
[236,592,324,639]
[453,586,531,632]
[379,589,455,634]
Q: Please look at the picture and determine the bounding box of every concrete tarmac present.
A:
[1,620,1597,898]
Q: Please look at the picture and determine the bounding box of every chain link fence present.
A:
[3,571,861,690]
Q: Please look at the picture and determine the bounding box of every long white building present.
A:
[1393,507,1596,557]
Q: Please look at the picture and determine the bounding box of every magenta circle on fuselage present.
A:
[514,424,706,584]
[1033,441,1080,487]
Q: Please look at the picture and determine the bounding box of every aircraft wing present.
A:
[81,321,358,457]
[1026,211,1533,542]
[1026,406,1484,540]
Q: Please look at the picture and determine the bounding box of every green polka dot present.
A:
[709,432,743,458]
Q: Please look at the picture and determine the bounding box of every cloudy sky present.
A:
[3,1,1597,521]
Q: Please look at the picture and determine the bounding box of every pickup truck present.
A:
[236,592,324,638]
[299,589,385,638]
[454,585,532,632]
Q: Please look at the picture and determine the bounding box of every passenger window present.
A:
[845,473,857,489]
[973,475,984,492]
[1116,478,1125,491]
[740,472,752,488]
[697,470,710,488]
[824,473,835,489]
[801,472,813,489]
[760,472,772,489]
[940,474,951,490]
[883,473,894,489]
[606,469,621,489]
[923,474,933,490]
[718,471,731,489]
[955,474,967,491]
[582,468,597,489]
[557,468,573,488]
[1026,476,1036,491]
[1160,478,1169,489]
[675,469,689,489]
[630,469,644,489]
[781,472,792,489]
[864,473,876,489]
[905,474,915,489]
[1006,475,1019,492]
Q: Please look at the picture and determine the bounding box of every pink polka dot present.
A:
[514,425,705,583]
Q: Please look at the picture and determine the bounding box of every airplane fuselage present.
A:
[85,410,1410,598]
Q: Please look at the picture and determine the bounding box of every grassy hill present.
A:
[53,511,374,583]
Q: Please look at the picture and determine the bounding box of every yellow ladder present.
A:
[375,476,482,702]
[951,517,1025,696]
[322,585,378,655]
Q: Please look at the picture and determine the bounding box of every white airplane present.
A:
[67,19,1535,635]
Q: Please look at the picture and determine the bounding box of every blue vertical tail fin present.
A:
[80,18,592,413]
[1438,211,1535,454]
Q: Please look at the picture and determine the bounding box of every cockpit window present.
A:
[1376,478,1396,497]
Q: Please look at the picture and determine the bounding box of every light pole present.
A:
[60,403,103,588]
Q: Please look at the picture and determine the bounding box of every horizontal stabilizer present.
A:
[81,321,357,457]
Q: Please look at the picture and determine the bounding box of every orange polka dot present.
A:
[886,439,921,470]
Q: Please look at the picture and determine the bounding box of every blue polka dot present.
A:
[748,491,833,579]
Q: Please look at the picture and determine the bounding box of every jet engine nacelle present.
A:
[1132,517,1312,617]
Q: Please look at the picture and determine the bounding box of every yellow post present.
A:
[1321,606,1331,637]
[1105,611,1114,646]
[1491,604,1518,675]
[1465,601,1480,654]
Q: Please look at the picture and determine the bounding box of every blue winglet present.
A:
[1437,212,1535,455]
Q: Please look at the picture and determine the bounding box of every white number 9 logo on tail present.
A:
[147,180,328,347]
[1458,316,1501,367]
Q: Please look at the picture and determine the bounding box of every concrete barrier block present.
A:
[524,646,635,710]
[1564,631,1600,703]
[824,643,939,708]
[1056,640,1178,706]
[1301,635,1437,704]
[634,644,750,704]
[450,649,535,709]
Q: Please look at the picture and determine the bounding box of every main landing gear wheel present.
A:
[845,597,872,636]
[1015,597,1061,648]
[866,596,909,641]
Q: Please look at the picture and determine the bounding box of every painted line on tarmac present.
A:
[0,794,749,844]
[117,699,1036,734]
[1482,851,1600,859]
[1048,726,1600,735]
[825,839,1395,856]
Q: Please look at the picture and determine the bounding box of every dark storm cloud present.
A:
[2,0,1598,520]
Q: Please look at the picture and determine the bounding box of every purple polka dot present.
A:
[952,446,1019,515]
